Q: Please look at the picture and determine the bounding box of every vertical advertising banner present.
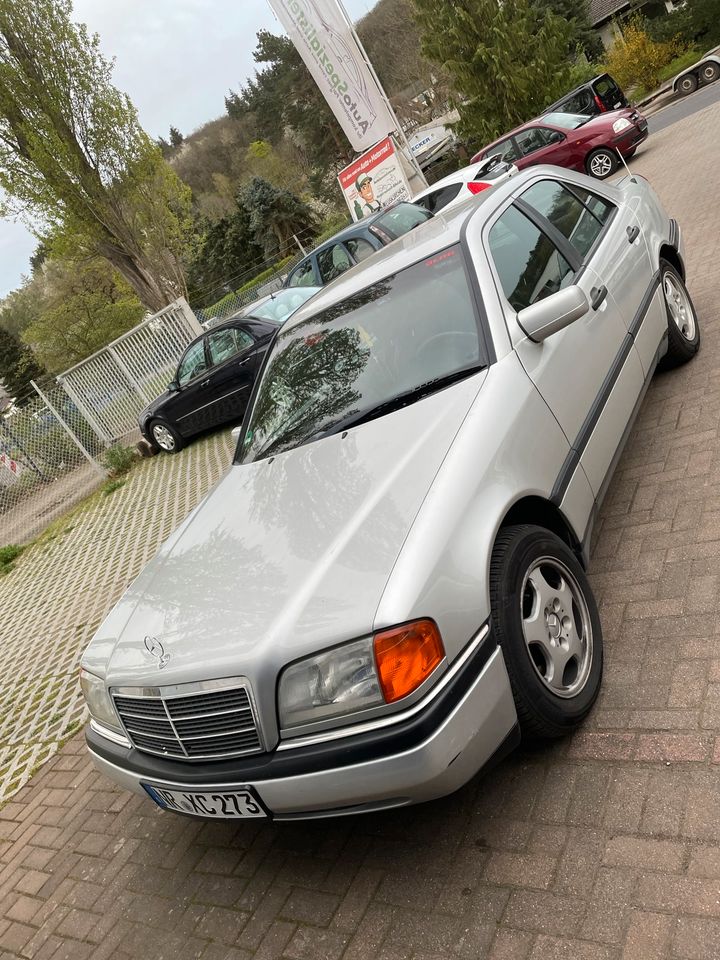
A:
[338,137,413,221]
[267,0,398,151]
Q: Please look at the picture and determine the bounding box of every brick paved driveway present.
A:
[2,103,720,960]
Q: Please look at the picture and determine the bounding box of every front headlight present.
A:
[278,620,445,729]
[612,118,632,133]
[80,668,121,730]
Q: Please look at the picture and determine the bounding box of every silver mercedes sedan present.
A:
[81,165,699,821]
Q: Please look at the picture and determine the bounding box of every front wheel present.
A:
[150,419,184,454]
[657,259,700,370]
[490,524,603,740]
[586,148,618,179]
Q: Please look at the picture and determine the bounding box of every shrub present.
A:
[102,444,138,477]
[0,544,24,574]
[603,18,682,91]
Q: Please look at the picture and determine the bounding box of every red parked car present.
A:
[471,108,649,180]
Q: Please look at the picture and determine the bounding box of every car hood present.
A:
[83,372,487,714]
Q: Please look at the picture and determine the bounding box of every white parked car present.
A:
[81,166,698,821]
[412,156,518,214]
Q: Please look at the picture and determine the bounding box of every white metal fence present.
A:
[58,298,202,444]
[1,298,203,546]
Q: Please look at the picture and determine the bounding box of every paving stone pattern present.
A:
[0,431,234,802]
[2,104,720,958]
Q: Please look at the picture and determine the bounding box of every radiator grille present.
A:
[112,683,262,761]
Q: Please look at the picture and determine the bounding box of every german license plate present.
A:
[142,783,266,818]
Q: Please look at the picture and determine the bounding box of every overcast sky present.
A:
[0,0,374,299]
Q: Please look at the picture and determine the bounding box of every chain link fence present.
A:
[192,227,328,329]
[0,378,106,545]
[1,298,203,547]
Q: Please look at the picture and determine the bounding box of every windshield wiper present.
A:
[311,363,486,442]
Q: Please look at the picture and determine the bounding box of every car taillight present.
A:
[594,94,606,112]
[467,181,491,195]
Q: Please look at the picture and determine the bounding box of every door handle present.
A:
[590,285,608,310]
[200,378,211,388]
[627,225,640,243]
[238,358,250,367]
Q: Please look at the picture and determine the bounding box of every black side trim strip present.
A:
[87,625,498,784]
[629,270,661,339]
[551,271,661,506]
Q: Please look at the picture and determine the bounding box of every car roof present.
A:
[306,201,424,256]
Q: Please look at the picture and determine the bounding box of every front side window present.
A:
[520,180,614,258]
[489,206,574,312]
[515,127,559,156]
[346,237,376,263]
[288,260,317,288]
[318,243,352,284]
[177,340,208,386]
[238,246,484,463]
[207,327,253,366]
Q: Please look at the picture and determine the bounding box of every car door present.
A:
[201,325,259,429]
[167,338,212,437]
[487,180,644,499]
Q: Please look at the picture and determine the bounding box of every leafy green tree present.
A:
[226,31,352,173]
[0,326,44,398]
[533,0,603,59]
[240,177,318,260]
[0,0,192,312]
[22,258,144,371]
[169,126,184,148]
[187,205,265,304]
[0,278,42,338]
[412,0,578,143]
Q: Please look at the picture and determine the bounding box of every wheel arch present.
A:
[497,496,584,568]
[659,243,685,280]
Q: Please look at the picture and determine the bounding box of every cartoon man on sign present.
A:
[353,173,381,219]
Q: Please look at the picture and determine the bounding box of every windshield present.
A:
[542,112,592,129]
[238,245,484,464]
[247,287,321,324]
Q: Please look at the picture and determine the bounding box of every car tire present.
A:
[489,524,603,740]
[657,259,700,370]
[677,72,698,95]
[149,419,184,454]
[701,62,720,85]
[585,148,618,179]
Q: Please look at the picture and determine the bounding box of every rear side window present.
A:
[374,203,430,239]
[558,88,595,114]
[418,183,463,214]
[488,138,519,163]
[207,327,253,366]
[288,260,316,288]
[520,180,614,258]
[489,206,574,311]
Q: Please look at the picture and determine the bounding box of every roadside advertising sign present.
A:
[267,0,397,151]
[338,136,413,221]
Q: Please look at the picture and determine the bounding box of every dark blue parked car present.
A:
[284,202,432,289]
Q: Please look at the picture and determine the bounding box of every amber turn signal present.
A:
[373,619,445,703]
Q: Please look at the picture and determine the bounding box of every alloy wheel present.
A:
[152,423,176,451]
[589,152,613,177]
[663,271,696,342]
[520,557,594,699]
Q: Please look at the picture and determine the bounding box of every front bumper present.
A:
[614,122,648,153]
[87,631,518,820]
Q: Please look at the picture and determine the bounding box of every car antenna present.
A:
[616,148,636,183]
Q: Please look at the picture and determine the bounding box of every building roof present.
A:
[589,0,630,26]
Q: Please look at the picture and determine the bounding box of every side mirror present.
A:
[168,380,179,393]
[517,286,589,343]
